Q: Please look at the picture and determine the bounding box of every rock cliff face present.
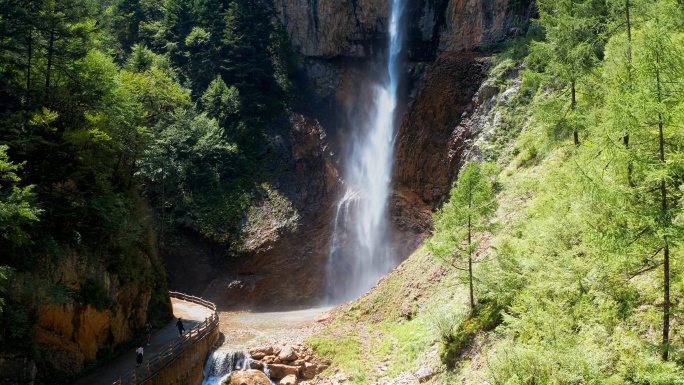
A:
[276,0,534,59]
[394,52,491,207]
[1,247,172,384]
[191,113,341,310]
[169,0,535,309]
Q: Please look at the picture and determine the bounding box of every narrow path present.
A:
[72,298,213,385]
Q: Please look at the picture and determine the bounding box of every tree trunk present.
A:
[161,161,166,261]
[659,114,669,361]
[45,28,55,103]
[624,0,634,186]
[468,183,475,312]
[26,28,32,105]
[572,81,579,146]
[656,48,669,360]
[663,239,670,361]
[468,217,474,312]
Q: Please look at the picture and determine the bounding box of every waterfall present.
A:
[327,0,406,302]
[202,350,252,385]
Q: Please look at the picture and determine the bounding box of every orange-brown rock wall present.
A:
[394,52,492,207]
[276,0,535,60]
[28,249,172,381]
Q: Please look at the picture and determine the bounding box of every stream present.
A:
[202,307,332,384]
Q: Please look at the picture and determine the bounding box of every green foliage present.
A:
[428,161,498,310]
[309,335,367,384]
[428,162,498,263]
[80,281,117,312]
[528,0,607,145]
[439,300,504,369]
[0,145,41,246]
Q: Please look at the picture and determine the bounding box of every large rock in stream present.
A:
[228,370,272,385]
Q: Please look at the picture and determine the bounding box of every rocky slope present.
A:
[166,113,341,310]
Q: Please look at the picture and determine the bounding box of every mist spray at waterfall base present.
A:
[327,0,406,303]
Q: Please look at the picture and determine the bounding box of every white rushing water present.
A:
[327,0,405,302]
[202,350,259,385]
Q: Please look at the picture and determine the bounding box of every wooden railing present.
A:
[110,292,219,385]
[169,291,217,312]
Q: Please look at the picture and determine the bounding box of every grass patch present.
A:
[439,300,504,369]
[308,335,366,384]
[381,318,434,377]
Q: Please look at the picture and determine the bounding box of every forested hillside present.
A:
[310,0,684,383]
[0,0,293,381]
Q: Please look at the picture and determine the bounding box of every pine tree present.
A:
[531,0,607,145]
[596,2,684,361]
[221,0,280,120]
[428,162,498,311]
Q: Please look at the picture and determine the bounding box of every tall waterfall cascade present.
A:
[327,0,406,302]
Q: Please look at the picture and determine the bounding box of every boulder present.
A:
[230,370,271,385]
[262,355,275,364]
[249,361,264,370]
[317,364,329,374]
[268,364,299,379]
[249,346,273,360]
[278,345,298,361]
[414,367,437,383]
[279,374,298,385]
[314,312,331,322]
[301,362,317,379]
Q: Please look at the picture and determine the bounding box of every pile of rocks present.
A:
[227,344,330,385]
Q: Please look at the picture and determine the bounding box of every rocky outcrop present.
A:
[439,0,535,52]
[197,113,341,310]
[24,248,172,382]
[245,344,330,382]
[276,0,535,60]
[394,52,491,207]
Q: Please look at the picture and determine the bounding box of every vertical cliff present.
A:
[167,0,536,309]
[275,0,535,60]
[393,52,491,207]
[1,225,172,384]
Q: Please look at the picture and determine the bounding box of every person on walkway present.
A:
[176,318,185,337]
[145,323,151,346]
[136,344,143,367]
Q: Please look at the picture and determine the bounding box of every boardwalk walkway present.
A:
[72,295,215,385]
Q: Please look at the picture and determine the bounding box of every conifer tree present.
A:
[531,0,606,145]
[428,162,498,311]
[597,3,684,360]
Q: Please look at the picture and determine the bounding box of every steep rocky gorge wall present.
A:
[1,248,172,384]
[394,52,492,207]
[276,0,535,60]
[166,0,536,310]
